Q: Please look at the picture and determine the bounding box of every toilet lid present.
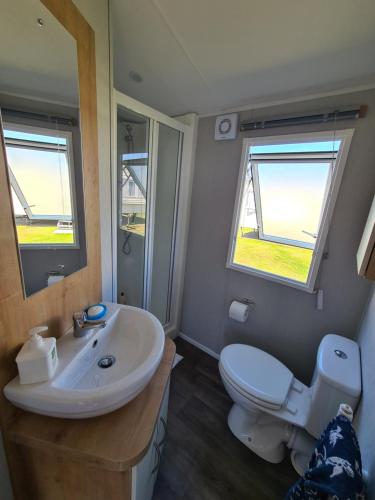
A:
[220,344,293,408]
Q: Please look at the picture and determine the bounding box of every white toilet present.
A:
[219,334,361,474]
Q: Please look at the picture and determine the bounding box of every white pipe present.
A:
[337,403,353,422]
[287,427,316,457]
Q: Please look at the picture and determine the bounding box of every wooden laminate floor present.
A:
[153,338,299,500]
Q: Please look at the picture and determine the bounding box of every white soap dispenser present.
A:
[16,326,58,384]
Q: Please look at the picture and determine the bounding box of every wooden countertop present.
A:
[7,338,175,472]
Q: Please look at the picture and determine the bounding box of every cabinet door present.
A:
[133,424,157,500]
[156,379,170,455]
[133,379,170,500]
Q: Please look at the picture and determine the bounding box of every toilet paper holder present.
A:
[237,297,255,305]
[46,264,65,278]
[229,298,255,323]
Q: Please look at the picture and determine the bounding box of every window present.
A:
[227,130,354,291]
[4,123,78,248]
[119,152,148,235]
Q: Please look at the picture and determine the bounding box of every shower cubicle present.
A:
[112,91,196,335]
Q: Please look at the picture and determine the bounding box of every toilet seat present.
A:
[220,344,294,410]
[220,366,285,411]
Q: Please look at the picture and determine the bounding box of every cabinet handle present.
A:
[152,442,161,474]
[158,416,167,446]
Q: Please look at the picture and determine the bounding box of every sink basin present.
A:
[4,303,165,418]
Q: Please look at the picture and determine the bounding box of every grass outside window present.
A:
[233,228,313,283]
[16,225,74,245]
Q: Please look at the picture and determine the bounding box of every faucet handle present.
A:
[73,311,87,326]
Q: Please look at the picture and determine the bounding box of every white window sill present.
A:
[226,261,315,293]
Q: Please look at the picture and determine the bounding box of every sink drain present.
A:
[98,354,116,369]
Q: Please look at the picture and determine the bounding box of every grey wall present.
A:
[354,286,375,498]
[181,89,375,383]
[20,247,85,296]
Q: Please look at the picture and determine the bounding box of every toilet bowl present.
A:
[219,334,362,474]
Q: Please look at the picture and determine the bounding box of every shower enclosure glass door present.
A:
[148,123,182,325]
[113,92,191,331]
[116,106,150,309]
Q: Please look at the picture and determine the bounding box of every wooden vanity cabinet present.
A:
[6,339,175,500]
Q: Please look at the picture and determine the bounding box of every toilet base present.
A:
[228,404,291,464]
[290,450,310,477]
[227,404,317,474]
[287,426,316,476]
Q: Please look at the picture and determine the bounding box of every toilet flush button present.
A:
[334,349,347,359]
[292,380,303,393]
[285,402,298,415]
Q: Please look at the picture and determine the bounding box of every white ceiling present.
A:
[112,0,375,116]
[0,0,78,106]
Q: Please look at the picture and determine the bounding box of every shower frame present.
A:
[111,90,197,337]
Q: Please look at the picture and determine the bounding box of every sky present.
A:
[4,128,72,218]
[256,162,329,245]
[4,129,67,145]
[250,140,340,155]
[7,147,72,217]
[240,140,340,247]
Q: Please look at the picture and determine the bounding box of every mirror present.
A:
[0,0,87,297]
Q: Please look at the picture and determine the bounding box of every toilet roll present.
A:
[47,275,64,287]
[229,300,249,322]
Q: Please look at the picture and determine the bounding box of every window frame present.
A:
[4,121,80,250]
[227,129,354,292]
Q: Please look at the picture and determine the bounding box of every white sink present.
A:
[4,303,165,418]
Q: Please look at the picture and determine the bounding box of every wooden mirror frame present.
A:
[0,0,101,428]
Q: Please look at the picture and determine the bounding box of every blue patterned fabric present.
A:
[285,415,365,499]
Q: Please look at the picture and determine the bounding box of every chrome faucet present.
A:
[73,311,107,338]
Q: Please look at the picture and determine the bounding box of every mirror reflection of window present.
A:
[3,124,78,247]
